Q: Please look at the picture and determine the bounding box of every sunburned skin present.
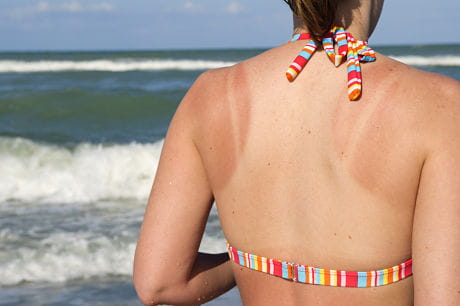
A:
[196,43,457,304]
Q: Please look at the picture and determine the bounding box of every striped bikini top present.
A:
[286,26,376,101]
[227,242,413,288]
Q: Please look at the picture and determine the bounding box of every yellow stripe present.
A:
[254,255,259,270]
[261,257,267,273]
[320,269,325,285]
[348,84,361,93]
[288,67,298,76]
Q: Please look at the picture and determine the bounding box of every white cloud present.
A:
[181,1,204,12]
[37,2,50,12]
[60,1,83,12]
[226,2,243,14]
[4,1,114,19]
[183,1,194,10]
[90,3,114,12]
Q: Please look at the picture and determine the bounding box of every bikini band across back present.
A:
[227,242,412,288]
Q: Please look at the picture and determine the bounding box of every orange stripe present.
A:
[387,267,394,284]
[367,271,372,287]
[324,270,331,286]
[287,264,292,279]
[306,267,310,283]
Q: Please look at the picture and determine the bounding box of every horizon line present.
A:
[0,42,459,54]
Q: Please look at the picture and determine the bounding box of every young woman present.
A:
[134,1,460,304]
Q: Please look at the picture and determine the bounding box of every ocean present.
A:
[1,44,459,305]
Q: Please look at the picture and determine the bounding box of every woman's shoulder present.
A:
[373,53,460,99]
[182,45,286,104]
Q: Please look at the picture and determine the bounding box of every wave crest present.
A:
[1,231,135,285]
[0,59,236,73]
[0,137,163,204]
[391,55,460,66]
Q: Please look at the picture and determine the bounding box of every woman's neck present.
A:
[292,0,383,41]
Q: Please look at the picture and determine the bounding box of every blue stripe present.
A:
[281,261,289,279]
[299,50,313,61]
[237,251,244,267]
[347,65,357,73]
[297,266,306,283]
[378,271,384,286]
[281,262,289,279]
[250,255,255,269]
[357,272,368,287]
[291,34,300,41]
[361,55,375,62]
[322,37,333,45]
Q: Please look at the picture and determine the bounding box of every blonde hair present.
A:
[283,0,338,40]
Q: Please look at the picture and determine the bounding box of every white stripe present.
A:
[269,259,274,274]
[304,45,316,52]
[291,62,302,71]
[341,271,346,287]
[371,271,376,287]
[347,78,362,85]
[330,270,336,286]
[335,55,343,67]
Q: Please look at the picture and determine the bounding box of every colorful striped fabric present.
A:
[286,26,376,101]
[227,242,413,287]
[286,34,318,82]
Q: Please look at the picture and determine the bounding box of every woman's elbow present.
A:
[133,279,158,305]
[133,271,166,305]
[133,271,184,305]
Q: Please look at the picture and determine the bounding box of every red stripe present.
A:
[348,70,360,80]
[273,260,282,278]
[405,261,412,278]
[232,248,239,265]
[346,271,358,287]
[296,33,312,40]
[293,55,308,68]
[288,64,300,74]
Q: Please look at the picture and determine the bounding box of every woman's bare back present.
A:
[189,41,460,304]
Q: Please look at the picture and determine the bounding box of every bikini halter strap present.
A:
[286,26,376,101]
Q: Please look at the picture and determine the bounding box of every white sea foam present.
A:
[0,59,236,73]
[1,231,136,285]
[0,229,225,286]
[391,55,460,66]
[0,137,163,204]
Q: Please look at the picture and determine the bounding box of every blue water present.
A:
[0,44,459,305]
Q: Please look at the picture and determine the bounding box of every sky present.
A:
[0,0,459,51]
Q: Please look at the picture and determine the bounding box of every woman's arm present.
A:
[133,72,236,305]
[412,79,460,305]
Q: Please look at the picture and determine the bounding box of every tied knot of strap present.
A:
[286,26,376,101]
